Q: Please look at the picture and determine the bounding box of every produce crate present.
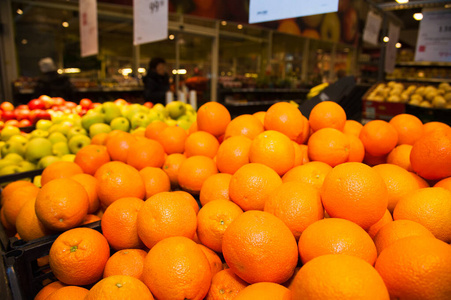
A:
[361,100,406,121]
[405,104,451,126]
[2,221,101,300]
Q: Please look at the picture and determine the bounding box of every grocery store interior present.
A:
[1,0,450,123]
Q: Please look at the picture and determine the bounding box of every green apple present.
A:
[130,127,146,136]
[130,113,151,129]
[51,111,66,124]
[1,140,27,157]
[164,118,177,126]
[0,164,22,177]
[29,129,49,139]
[9,135,28,148]
[148,109,165,123]
[52,142,71,157]
[102,102,122,124]
[16,160,36,172]
[37,155,61,169]
[36,119,53,131]
[61,154,76,162]
[33,175,42,188]
[152,103,169,118]
[110,117,130,132]
[0,159,17,170]
[25,137,53,163]
[166,101,187,119]
[66,114,82,127]
[48,122,73,136]
[2,153,24,163]
[48,132,68,144]
[124,104,146,121]
[67,127,88,140]
[0,141,5,157]
[176,118,192,130]
[1,125,21,141]
[89,123,111,138]
[81,111,105,131]
[68,134,91,154]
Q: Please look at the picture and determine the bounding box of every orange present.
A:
[34,281,66,300]
[249,130,295,176]
[346,134,365,162]
[2,183,39,228]
[264,101,306,141]
[410,127,451,180]
[177,155,218,195]
[156,125,187,154]
[229,163,282,211]
[216,135,252,174]
[94,161,146,208]
[422,121,450,136]
[16,198,54,241]
[162,153,186,188]
[366,209,393,239]
[197,101,231,137]
[70,173,100,214]
[282,161,332,190]
[205,268,248,300]
[145,121,168,140]
[45,286,89,300]
[388,113,424,145]
[386,144,414,172]
[1,180,35,206]
[103,249,147,279]
[141,236,211,300]
[308,101,347,132]
[184,131,220,158]
[343,119,363,137]
[359,120,399,156]
[252,111,266,124]
[224,114,264,140]
[222,210,298,284]
[235,282,292,300]
[264,181,324,240]
[363,151,387,167]
[74,144,110,175]
[91,131,109,145]
[373,163,421,213]
[49,227,110,285]
[197,199,243,253]
[373,219,435,255]
[126,138,165,170]
[296,114,310,144]
[137,192,197,249]
[307,128,350,167]
[298,218,377,265]
[105,131,136,162]
[393,187,451,243]
[101,197,145,250]
[139,167,171,199]
[434,176,451,192]
[409,171,430,188]
[86,275,154,300]
[199,173,232,206]
[290,254,389,299]
[292,142,309,166]
[188,121,198,135]
[321,162,388,229]
[40,161,83,186]
[198,244,223,277]
[35,178,89,231]
[375,236,451,299]
[172,190,200,214]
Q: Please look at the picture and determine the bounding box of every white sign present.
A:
[385,22,400,74]
[134,0,168,45]
[415,8,451,62]
[79,0,98,57]
[363,10,382,46]
[249,0,338,24]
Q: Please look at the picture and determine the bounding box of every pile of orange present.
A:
[2,100,451,299]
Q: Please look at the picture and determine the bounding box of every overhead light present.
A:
[221,21,227,26]
[396,42,402,48]
[16,8,23,15]
[63,68,81,74]
[138,68,146,73]
[445,4,451,8]
[21,39,28,45]
[172,69,187,75]
[237,24,243,30]
[383,36,389,42]
[168,34,175,40]
[62,21,69,27]
[395,0,409,3]
[119,68,132,76]
[413,13,423,20]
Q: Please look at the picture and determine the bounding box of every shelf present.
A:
[396,62,451,68]
[16,86,144,95]
[219,88,310,93]
[385,77,451,83]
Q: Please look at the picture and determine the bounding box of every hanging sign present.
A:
[79,0,98,57]
[363,10,382,46]
[134,0,168,45]
[415,8,451,62]
[385,22,400,74]
[249,0,339,24]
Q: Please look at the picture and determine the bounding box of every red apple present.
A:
[15,109,30,121]
[78,108,88,116]
[53,97,66,107]
[91,102,102,109]
[2,110,16,121]
[65,101,77,109]
[18,119,32,128]
[80,98,93,109]
[4,119,19,127]
[16,104,29,111]
[40,95,54,108]
[28,98,46,110]
[114,99,128,106]
[143,102,154,108]
[38,110,51,120]
[0,102,14,112]
[342,7,358,43]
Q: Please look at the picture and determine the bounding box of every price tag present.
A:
[134,0,168,45]
[385,22,400,74]
[415,8,451,62]
[79,0,98,57]
[249,0,338,24]
[363,10,382,46]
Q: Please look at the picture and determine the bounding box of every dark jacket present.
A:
[142,70,170,103]
[34,71,75,101]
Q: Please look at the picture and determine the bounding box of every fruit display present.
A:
[1,99,451,299]
[365,81,451,109]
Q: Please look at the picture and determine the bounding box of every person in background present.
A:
[34,57,75,101]
[143,57,170,103]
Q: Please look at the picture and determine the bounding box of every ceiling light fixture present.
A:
[413,13,423,20]
[383,36,389,42]
[237,24,243,29]
[16,8,23,15]
[168,34,175,40]
[221,21,227,26]
[395,0,409,4]
[62,21,69,27]
[395,42,402,48]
